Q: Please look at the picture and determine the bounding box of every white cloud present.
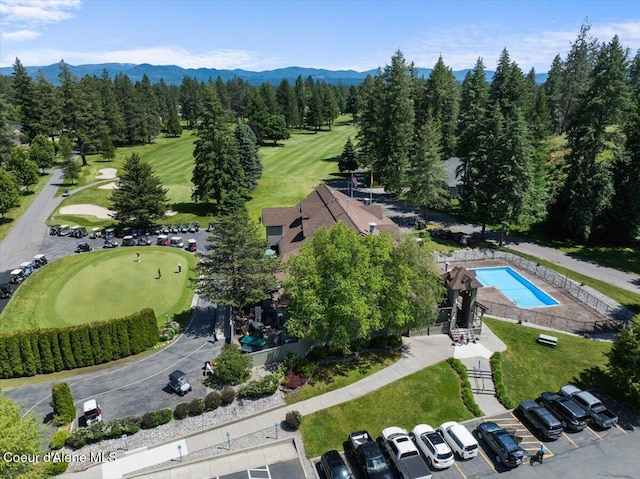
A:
[0,0,81,42]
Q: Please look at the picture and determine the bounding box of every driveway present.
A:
[4,299,221,425]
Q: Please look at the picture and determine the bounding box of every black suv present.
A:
[320,450,352,479]
[477,422,527,467]
[537,392,588,431]
[517,400,563,440]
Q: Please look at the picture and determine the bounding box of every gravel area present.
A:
[65,391,310,475]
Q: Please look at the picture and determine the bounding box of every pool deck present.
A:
[442,260,605,334]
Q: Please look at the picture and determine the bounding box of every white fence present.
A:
[434,249,635,327]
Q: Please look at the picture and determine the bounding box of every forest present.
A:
[0,23,638,245]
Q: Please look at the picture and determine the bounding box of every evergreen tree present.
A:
[423,55,459,157]
[214,76,230,111]
[179,76,203,129]
[7,146,39,192]
[101,132,116,161]
[28,134,55,173]
[259,82,278,114]
[58,134,74,161]
[109,152,168,225]
[294,75,306,129]
[356,74,383,169]
[114,73,140,145]
[261,114,290,145]
[165,101,183,137]
[62,155,81,185]
[100,69,126,145]
[35,70,60,142]
[545,55,565,134]
[197,210,279,314]
[275,78,299,128]
[306,83,323,132]
[321,82,340,129]
[234,120,262,191]
[338,137,359,172]
[11,57,42,141]
[192,88,246,211]
[0,168,20,217]
[136,74,161,143]
[402,120,449,219]
[345,84,360,123]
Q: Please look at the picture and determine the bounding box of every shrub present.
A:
[140,408,173,429]
[447,357,483,417]
[173,402,189,420]
[285,410,303,430]
[239,374,279,398]
[159,321,181,341]
[49,430,70,450]
[85,421,106,443]
[387,335,403,348]
[491,353,516,409]
[209,344,252,386]
[65,428,90,449]
[295,359,314,378]
[310,346,329,361]
[204,391,221,411]
[50,383,76,426]
[188,398,205,416]
[220,386,236,405]
[104,416,141,439]
[44,459,69,475]
[282,370,307,389]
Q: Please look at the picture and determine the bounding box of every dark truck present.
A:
[381,427,431,479]
[348,430,393,479]
[559,385,618,429]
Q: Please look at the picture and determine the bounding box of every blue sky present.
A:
[1,0,639,72]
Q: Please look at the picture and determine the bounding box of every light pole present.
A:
[226,432,231,450]
[275,422,279,439]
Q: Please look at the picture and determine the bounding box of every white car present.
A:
[412,424,455,469]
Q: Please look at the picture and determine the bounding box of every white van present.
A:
[437,421,478,460]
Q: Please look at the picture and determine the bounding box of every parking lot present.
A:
[316,391,640,479]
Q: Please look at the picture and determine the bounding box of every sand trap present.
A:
[96,168,117,180]
[60,204,115,219]
[165,210,177,217]
[98,181,118,190]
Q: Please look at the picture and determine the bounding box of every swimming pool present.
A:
[472,267,559,308]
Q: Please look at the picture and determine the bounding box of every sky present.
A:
[0,0,639,73]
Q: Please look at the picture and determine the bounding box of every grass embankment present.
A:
[0,172,53,243]
[285,351,401,405]
[484,317,612,404]
[0,247,196,331]
[300,361,473,458]
[503,248,640,314]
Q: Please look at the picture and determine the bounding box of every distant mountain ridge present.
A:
[0,62,548,85]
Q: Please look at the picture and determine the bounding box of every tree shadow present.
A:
[0,217,14,227]
[171,202,216,216]
[321,155,340,163]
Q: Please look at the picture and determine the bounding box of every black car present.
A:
[0,283,12,299]
[517,400,563,440]
[477,422,527,468]
[75,241,92,253]
[537,392,588,431]
[320,450,352,479]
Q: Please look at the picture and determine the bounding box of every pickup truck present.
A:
[559,385,618,429]
[348,431,393,479]
[380,427,431,479]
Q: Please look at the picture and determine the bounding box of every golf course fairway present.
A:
[0,247,196,332]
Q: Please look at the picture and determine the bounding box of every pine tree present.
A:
[165,101,183,137]
[192,88,246,212]
[423,55,459,158]
[338,137,359,173]
[294,75,306,129]
[11,58,43,141]
[101,132,116,161]
[234,120,261,191]
[345,85,360,124]
[109,152,168,225]
[275,79,299,128]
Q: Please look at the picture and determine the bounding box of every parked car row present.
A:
[8,254,48,285]
[50,222,202,240]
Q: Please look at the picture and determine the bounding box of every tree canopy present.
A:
[109,152,168,225]
[284,223,443,352]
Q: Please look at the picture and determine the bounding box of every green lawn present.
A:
[484,317,612,404]
[0,247,196,331]
[299,360,473,458]
[285,351,401,405]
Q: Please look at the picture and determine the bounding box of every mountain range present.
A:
[0,63,548,86]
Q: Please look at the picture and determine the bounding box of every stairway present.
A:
[466,358,495,395]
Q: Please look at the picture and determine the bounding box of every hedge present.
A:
[238,374,279,398]
[447,358,483,417]
[49,430,70,450]
[0,309,158,378]
[50,383,76,426]
[490,352,516,409]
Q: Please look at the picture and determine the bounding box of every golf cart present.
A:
[156,234,169,246]
[169,236,184,248]
[57,225,70,236]
[89,227,102,239]
[104,228,115,239]
[186,239,197,252]
[10,269,25,284]
[168,370,192,396]
[75,241,92,253]
[49,224,61,235]
[0,283,12,299]
[122,235,136,246]
[62,189,71,197]
[206,222,215,232]
[83,399,102,426]
[103,238,118,248]
[32,254,48,268]
[19,262,34,276]
[136,236,152,246]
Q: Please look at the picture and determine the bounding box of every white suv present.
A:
[412,424,455,469]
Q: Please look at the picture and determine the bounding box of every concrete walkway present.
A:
[65,329,508,479]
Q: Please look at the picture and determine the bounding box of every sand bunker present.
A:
[96,168,117,180]
[165,210,177,217]
[98,181,118,190]
[60,204,115,219]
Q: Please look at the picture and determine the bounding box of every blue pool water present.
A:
[472,267,559,308]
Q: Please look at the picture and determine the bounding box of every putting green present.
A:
[0,247,196,332]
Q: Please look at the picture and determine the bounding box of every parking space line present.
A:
[615,424,628,435]
[587,427,604,441]
[477,447,497,472]
[453,461,468,479]
[563,432,579,448]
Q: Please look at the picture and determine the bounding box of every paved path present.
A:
[65,329,507,478]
